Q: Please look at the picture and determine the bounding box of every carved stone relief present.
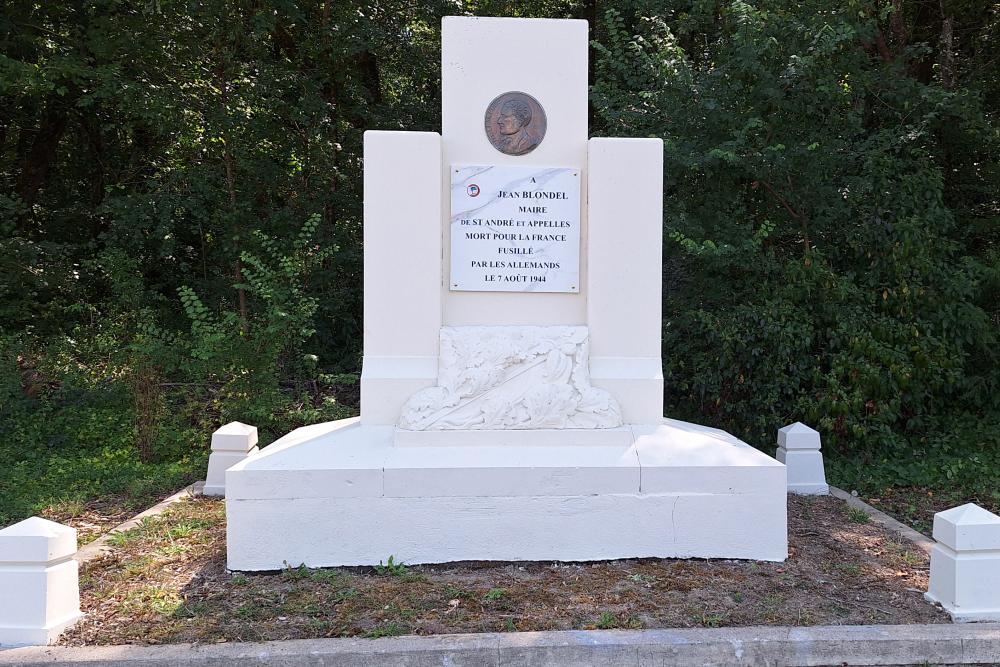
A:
[398,326,622,430]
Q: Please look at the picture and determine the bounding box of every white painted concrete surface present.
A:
[204,421,258,497]
[441,16,589,327]
[0,517,82,647]
[775,422,829,495]
[926,503,1000,622]
[394,427,635,447]
[209,421,258,451]
[225,418,787,569]
[360,130,443,426]
[587,138,664,424]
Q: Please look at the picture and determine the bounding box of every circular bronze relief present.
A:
[484,91,547,156]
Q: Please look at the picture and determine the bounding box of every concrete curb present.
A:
[2,624,1000,666]
[74,482,205,565]
[829,486,936,556]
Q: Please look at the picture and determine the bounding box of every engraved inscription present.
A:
[451,165,580,293]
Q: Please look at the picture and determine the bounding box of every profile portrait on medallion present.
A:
[484,91,546,156]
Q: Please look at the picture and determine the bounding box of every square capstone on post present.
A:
[204,421,259,497]
[775,422,828,495]
[925,503,1000,622]
[0,517,82,647]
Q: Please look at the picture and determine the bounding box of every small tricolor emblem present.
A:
[467,184,480,197]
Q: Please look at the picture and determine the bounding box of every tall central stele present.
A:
[226,17,788,569]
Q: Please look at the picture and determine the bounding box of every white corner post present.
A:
[0,517,82,647]
[204,421,259,497]
[587,138,665,424]
[360,130,443,425]
[775,422,829,495]
[925,503,1000,622]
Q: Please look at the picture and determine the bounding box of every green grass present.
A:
[0,369,358,531]
[596,611,617,629]
[364,622,408,639]
[595,611,643,630]
[373,555,425,582]
[825,415,1000,517]
[484,588,506,601]
[373,555,409,576]
[0,384,207,528]
[309,569,343,584]
[698,612,727,628]
[846,507,872,524]
[835,563,862,576]
[330,588,359,603]
[281,563,315,581]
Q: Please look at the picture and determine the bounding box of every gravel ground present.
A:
[61,493,948,646]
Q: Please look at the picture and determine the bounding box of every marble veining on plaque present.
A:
[398,326,622,431]
[450,165,580,293]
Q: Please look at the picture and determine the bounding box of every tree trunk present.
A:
[14,101,68,225]
[223,141,248,327]
[133,365,161,463]
[355,49,382,107]
[890,0,908,46]
[81,108,106,210]
[939,8,955,89]
[218,66,248,328]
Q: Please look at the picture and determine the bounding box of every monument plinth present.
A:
[225,16,787,569]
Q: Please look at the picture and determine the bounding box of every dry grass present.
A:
[62,494,948,646]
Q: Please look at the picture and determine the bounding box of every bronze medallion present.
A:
[484,91,547,156]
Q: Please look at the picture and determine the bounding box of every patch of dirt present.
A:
[862,486,1000,537]
[61,494,947,646]
[40,495,159,546]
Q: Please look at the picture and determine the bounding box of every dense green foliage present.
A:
[591,1,1000,492]
[1,0,998,522]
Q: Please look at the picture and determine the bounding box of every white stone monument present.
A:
[0,517,82,646]
[225,16,787,569]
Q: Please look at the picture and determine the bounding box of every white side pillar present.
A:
[775,422,829,495]
[0,517,82,646]
[361,131,443,425]
[587,137,664,423]
[926,503,1000,622]
[204,421,259,497]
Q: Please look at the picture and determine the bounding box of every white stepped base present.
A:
[0,611,83,647]
[225,418,788,570]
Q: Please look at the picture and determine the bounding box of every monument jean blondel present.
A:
[225,16,788,569]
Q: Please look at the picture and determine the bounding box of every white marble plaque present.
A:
[450,165,581,292]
